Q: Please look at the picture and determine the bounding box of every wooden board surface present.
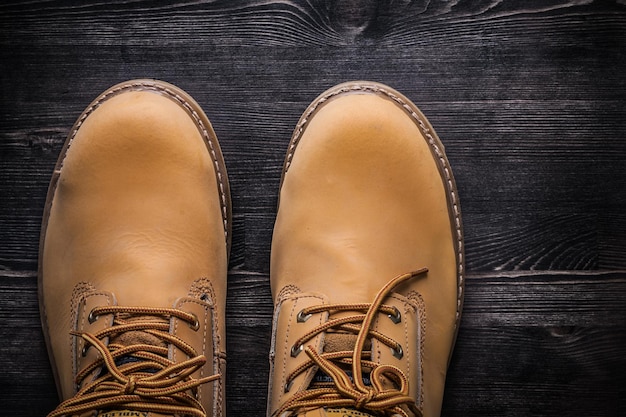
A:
[1,1,625,416]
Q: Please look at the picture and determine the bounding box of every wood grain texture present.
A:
[1,0,625,416]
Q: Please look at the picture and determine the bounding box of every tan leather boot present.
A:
[268,82,464,417]
[38,80,231,417]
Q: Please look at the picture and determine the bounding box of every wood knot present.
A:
[327,0,379,36]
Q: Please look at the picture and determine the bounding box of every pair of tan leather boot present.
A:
[39,80,464,417]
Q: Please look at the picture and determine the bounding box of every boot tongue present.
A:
[323,333,369,354]
[107,315,168,370]
[305,334,376,417]
[110,315,168,348]
[314,333,372,386]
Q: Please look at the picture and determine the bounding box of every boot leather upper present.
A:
[39,82,229,416]
[269,83,463,417]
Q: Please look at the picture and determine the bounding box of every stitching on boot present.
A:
[276,284,301,300]
[71,282,97,379]
[406,290,426,409]
[188,277,224,415]
[71,282,113,391]
[271,291,327,412]
[268,294,298,409]
[189,277,217,305]
[173,296,215,406]
[387,293,413,386]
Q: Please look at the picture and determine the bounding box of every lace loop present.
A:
[48,306,220,417]
[276,269,428,417]
[124,376,137,394]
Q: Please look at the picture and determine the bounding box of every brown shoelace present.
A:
[48,306,219,417]
[276,269,428,417]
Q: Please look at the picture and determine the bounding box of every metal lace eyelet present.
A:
[388,306,401,324]
[296,309,312,323]
[391,343,404,359]
[290,344,303,357]
[87,309,98,324]
[189,314,200,331]
[284,379,294,393]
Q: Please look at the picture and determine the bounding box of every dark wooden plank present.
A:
[0,274,59,414]
[1,272,624,416]
[443,325,626,416]
[1,0,625,47]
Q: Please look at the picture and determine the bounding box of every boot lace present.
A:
[276,269,428,417]
[48,306,220,417]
